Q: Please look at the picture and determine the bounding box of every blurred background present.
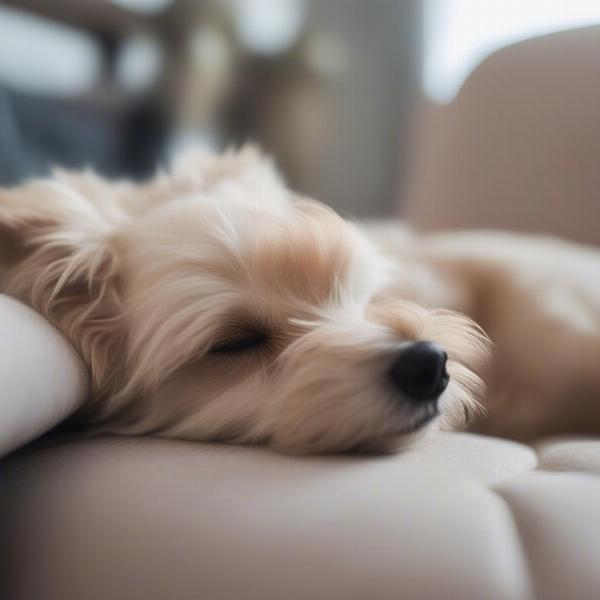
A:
[0,0,599,236]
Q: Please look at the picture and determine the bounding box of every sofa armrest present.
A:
[0,295,87,457]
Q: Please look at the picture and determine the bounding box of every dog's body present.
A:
[1,148,599,452]
[366,224,600,441]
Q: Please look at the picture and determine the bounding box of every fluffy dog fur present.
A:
[1,147,599,453]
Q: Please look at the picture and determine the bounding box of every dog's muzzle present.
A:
[390,341,449,406]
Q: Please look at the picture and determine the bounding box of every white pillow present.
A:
[0,295,87,457]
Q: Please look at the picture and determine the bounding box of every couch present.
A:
[3,26,600,600]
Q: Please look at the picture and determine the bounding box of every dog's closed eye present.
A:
[211,328,269,353]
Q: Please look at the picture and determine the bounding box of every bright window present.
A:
[423,0,600,103]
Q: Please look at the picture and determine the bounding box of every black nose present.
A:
[390,341,449,403]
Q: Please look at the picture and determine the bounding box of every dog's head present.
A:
[0,148,489,453]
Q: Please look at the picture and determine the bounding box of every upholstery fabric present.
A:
[403,25,600,247]
[2,432,600,600]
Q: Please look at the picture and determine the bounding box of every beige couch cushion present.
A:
[2,432,600,600]
[403,25,600,246]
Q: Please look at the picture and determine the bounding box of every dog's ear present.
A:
[43,146,290,219]
[0,177,122,247]
[0,179,125,392]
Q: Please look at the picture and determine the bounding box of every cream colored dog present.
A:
[1,147,598,453]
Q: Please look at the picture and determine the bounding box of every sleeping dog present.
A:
[1,147,598,453]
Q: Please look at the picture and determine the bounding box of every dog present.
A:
[1,147,599,453]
